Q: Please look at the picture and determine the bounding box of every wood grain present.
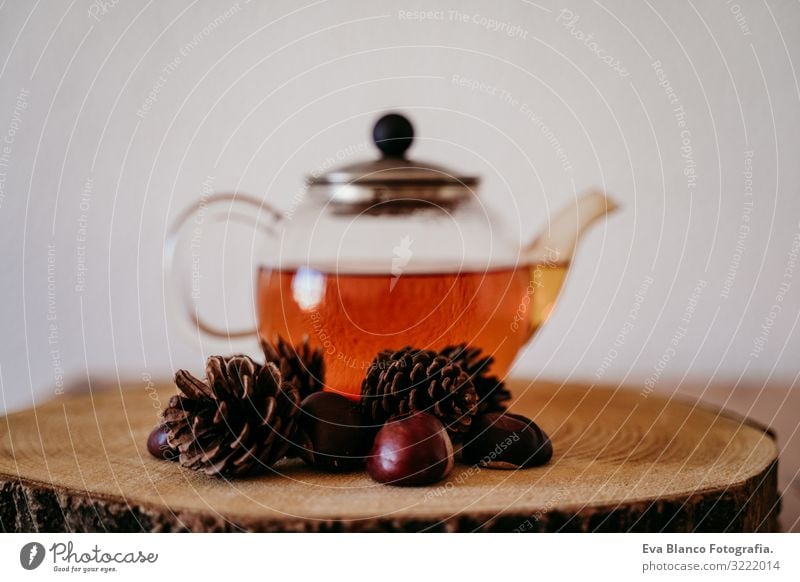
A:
[678,381,799,532]
[0,380,779,532]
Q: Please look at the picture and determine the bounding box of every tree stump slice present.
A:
[0,380,779,532]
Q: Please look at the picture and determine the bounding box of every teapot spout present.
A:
[524,190,618,264]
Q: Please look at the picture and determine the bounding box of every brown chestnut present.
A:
[461,412,552,469]
[147,424,178,461]
[297,391,373,472]
[367,413,454,486]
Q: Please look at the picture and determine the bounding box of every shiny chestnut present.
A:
[462,412,552,469]
[297,391,373,472]
[367,413,454,486]
[147,424,178,461]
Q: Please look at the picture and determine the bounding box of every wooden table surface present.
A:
[678,381,800,532]
[0,378,782,532]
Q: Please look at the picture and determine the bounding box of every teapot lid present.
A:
[308,113,478,206]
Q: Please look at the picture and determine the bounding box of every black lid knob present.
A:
[373,113,414,158]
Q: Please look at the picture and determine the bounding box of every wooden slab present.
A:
[0,380,779,532]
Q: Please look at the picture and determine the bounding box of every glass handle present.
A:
[163,192,282,339]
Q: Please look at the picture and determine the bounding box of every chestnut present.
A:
[461,412,552,469]
[146,424,178,461]
[296,391,373,472]
[367,413,454,486]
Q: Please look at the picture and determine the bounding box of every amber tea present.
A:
[257,263,568,399]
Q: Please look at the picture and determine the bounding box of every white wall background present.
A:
[1,0,798,413]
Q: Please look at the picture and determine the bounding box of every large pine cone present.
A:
[163,355,300,477]
[361,347,478,435]
[440,344,511,413]
[261,336,325,401]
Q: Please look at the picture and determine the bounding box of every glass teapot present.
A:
[166,113,617,398]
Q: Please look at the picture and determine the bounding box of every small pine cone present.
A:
[261,336,325,401]
[440,344,511,413]
[361,347,478,435]
[163,355,300,477]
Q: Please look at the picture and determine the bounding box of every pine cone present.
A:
[440,344,511,413]
[361,347,478,435]
[163,355,300,477]
[261,336,325,401]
